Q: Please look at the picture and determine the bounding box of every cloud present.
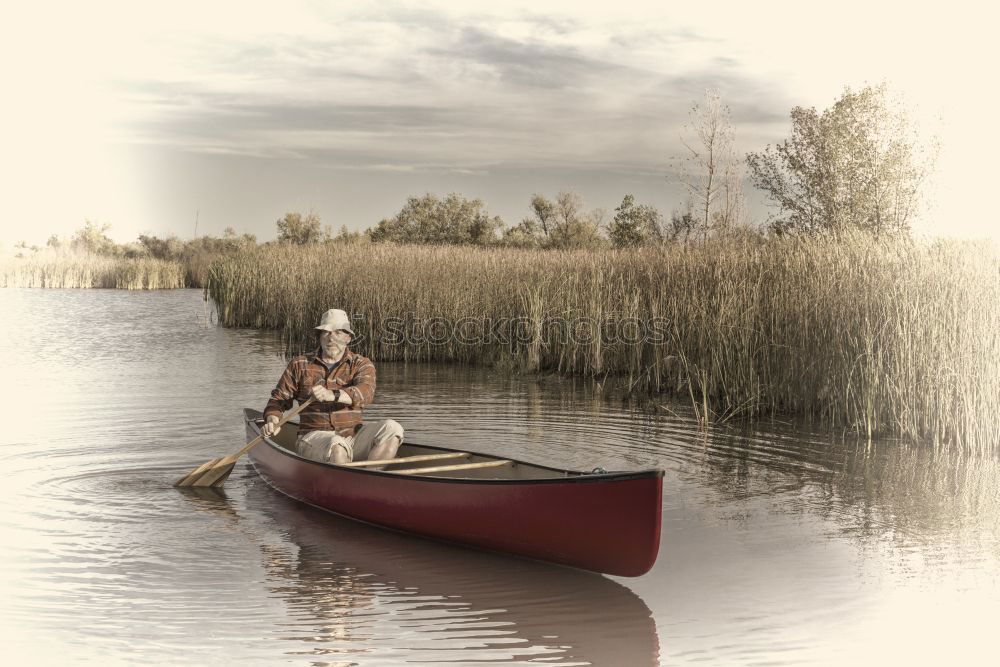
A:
[108,8,783,177]
[3,1,987,244]
[427,25,634,90]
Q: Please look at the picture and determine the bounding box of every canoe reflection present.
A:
[180,483,660,664]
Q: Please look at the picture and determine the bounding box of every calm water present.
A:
[1,289,998,666]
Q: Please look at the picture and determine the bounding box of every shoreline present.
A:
[206,235,999,451]
[5,235,998,451]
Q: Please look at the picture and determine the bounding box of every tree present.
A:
[332,225,368,245]
[71,220,118,255]
[667,205,698,243]
[746,83,936,235]
[498,195,557,249]
[139,234,184,259]
[529,194,556,237]
[368,193,503,245]
[500,217,542,248]
[678,90,748,238]
[523,192,604,249]
[119,242,148,258]
[276,211,325,244]
[223,226,257,251]
[608,195,664,247]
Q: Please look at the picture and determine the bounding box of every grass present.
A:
[0,251,186,289]
[206,232,1000,452]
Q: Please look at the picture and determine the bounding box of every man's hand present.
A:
[310,384,340,403]
[263,415,281,437]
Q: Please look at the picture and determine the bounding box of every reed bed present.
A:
[1,253,185,289]
[207,234,1000,451]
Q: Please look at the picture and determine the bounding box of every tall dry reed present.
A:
[1,252,186,289]
[207,233,1000,451]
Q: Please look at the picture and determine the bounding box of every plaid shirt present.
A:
[264,347,377,436]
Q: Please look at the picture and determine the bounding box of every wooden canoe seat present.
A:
[342,452,471,468]
[390,460,513,475]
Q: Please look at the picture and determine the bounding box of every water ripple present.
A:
[1,289,998,665]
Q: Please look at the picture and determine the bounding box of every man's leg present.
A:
[329,440,352,464]
[352,419,404,465]
[297,430,353,464]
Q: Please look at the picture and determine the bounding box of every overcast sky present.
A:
[1,0,996,246]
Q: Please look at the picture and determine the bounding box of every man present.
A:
[262,308,404,465]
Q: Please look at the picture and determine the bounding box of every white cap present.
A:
[314,308,354,335]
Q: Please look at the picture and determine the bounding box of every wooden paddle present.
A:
[174,398,315,488]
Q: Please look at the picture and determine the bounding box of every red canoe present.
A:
[244,408,663,577]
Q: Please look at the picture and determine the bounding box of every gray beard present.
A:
[321,345,345,362]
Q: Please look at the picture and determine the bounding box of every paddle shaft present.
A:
[175,398,319,487]
[390,459,513,475]
[234,397,316,460]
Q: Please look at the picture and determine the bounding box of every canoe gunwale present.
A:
[243,408,664,485]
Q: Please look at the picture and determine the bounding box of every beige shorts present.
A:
[296,419,404,463]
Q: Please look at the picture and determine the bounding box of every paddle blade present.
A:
[190,459,238,488]
[174,457,223,487]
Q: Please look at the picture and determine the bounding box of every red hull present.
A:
[245,412,663,576]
